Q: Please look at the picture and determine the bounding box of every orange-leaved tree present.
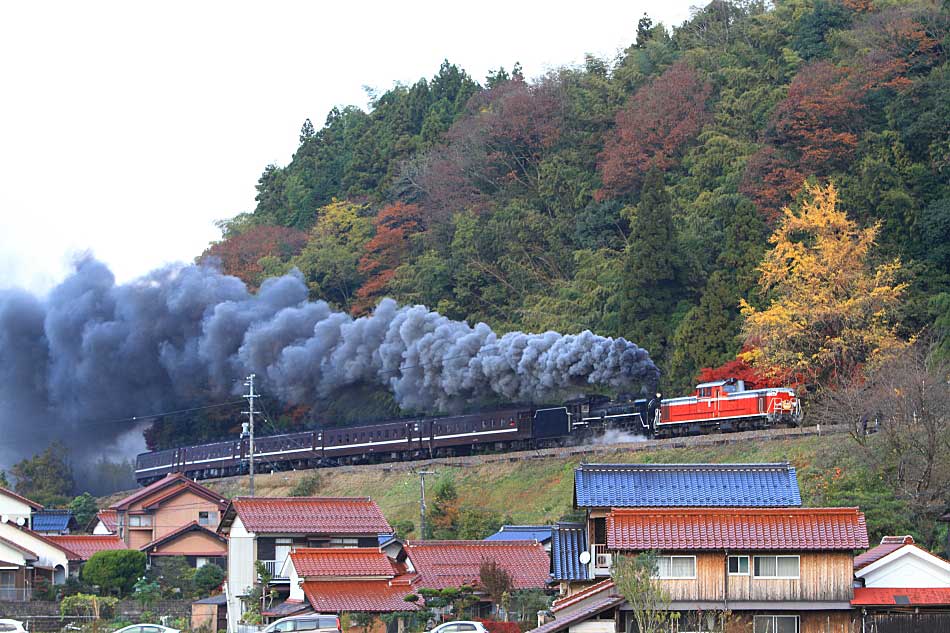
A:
[353,202,423,314]
[740,181,907,385]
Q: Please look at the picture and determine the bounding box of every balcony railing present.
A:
[258,560,287,581]
[593,544,612,575]
[0,587,32,601]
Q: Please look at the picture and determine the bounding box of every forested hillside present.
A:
[147,0,950,446]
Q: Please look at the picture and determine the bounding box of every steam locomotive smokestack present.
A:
[0,257,660,464]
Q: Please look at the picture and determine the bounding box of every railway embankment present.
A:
[102,425,848,534]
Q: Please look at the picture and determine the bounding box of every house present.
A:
[404,539,551,616]
[566,462,802,581]
[486,525,553,551]
[0,487,43,530]
[109,473,228,556]
[31,510,79,535]
[218,496,393,625]
[0,519,84,597]
[140,522,228,570]
[90,509,118,535]
[852,535,950,630]
[277,547,421,622]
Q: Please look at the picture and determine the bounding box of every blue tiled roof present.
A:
[31,509,75,533]
[574,463,802,508]
[485,525,553,543]
[551,522,589,581]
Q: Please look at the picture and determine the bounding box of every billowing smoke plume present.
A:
[0,258,659,464]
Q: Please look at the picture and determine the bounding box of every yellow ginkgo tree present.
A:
[741,182,908,385]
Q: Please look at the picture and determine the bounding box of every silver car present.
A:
[263,615,341,633]
[112,625,180,633]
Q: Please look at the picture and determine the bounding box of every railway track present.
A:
[218,423,847,481]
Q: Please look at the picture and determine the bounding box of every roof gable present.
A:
[607,507,868,551]
[92,510,118,534]
[855,544,950,588]
[111,474,226,511]
[0,487,43,511]
[405,540,550,590]
[223,497,392,535]
[302,578,422,612]
[574,463,802,508]
[140,521,228,553]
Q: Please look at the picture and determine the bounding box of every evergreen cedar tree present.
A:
[191,1,947,424]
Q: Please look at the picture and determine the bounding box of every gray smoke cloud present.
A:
[0,257,659,465]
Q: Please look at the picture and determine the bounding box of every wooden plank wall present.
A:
[656,552,853,602]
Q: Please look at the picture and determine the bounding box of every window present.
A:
[295,620,319,632]
[457,626,477,632]
[728,555,750,575]
[272,622,295,632]
[196,557,209,568]
[329,537,359,548]
[655,555,696,579]
[129,515,152,527]
[198,511,217,526]
[753,555,800,578]
[753,615,798,633]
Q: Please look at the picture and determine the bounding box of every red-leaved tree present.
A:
[353,202,423,314]
[201,225,308,290]
[597,62,712,200]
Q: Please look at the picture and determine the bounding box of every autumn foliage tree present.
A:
[598,62,712,199]
[202,225,308,290]
[742,62,865,219]
[353,202,423,314]
[741,182,907,384]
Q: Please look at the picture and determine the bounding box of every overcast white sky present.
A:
[0,1,695,294]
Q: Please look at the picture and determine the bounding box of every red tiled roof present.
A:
[404,540,550,590]
[111,473,225,511]
[852,587,950,606]
[48,535,127,561]
[95,510,118,533]
[302,578,422,612]
[226,497,392,535]
[607,507,868,551]
[289,548,397,578]
[855,535,916,570]
[0,487,43,510]
[139,521,227,554]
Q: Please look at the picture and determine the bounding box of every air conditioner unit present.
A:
[595,553,612,568]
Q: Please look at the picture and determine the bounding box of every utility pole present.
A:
[243,374,258,497]
[417,470,434,540]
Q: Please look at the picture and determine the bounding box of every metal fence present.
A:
[867,612,950,633]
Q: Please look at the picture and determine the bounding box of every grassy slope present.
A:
[193,434,828,533]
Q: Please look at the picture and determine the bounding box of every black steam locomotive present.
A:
[133,395,657,485]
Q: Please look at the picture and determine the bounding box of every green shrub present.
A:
[60,593,118,619]
[194,563,226,594]
[82,550,147,596]
[289,472,323,496]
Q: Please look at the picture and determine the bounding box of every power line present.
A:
[71,400,247,429]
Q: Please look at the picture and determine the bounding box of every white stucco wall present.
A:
[570,621,615,633]
[0,522,70,582]
[859,547,950,588]
[0,493,35,529]
[226,516,256,623]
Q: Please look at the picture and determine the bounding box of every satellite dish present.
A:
[0,515,8,524]
[15,517,25,526]
[579,551,592,565]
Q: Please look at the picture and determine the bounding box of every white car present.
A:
[0,620,26,633]
[427,622,489,633]
[112,625,180,633]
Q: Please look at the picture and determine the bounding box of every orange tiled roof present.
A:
[404,540,550,590]
[854,535,917,570]
[47,535,127,561]
[302,577,421,612]
[95,510,118,533]
[289,547,397,578]
[852,587,950,606]
[111,473,225,510]
[607,507,868,551]
[228,497,392,535]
